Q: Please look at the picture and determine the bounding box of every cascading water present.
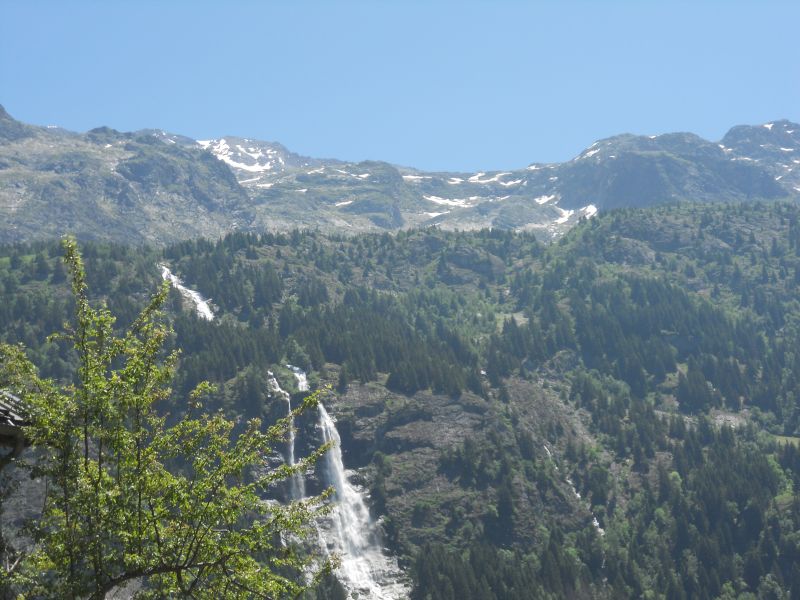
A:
[158,264,215,321]
[317,402,409,599]
[275,365,407,596]
[268,371,305,500]
[153,264,406,592]
[287,364,309,392]
[547,445,605,537]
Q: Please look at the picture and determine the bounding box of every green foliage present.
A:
[0,239,329,599]
[3,203,800,597]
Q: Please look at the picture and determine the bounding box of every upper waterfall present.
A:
[268,370,305,500]
[158,264,214,321]
[288,364,309,392]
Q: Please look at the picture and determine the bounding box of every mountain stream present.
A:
[157,260,407,595]
[158,264,214,321]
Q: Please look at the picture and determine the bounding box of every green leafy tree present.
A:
[0,238,330,599]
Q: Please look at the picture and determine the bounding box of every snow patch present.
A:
[424,195,481,207]
[201,138,281,173]
[555,207,575,224]
[764,123,774,130]
[468,172,512,184]
[402,174,430,181]
[499,179,523,187]
[581,204,598,218]
[335,200,353,207]
[534,194,558,205]
[334,169,370,180]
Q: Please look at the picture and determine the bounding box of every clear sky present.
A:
[2,1,798,172]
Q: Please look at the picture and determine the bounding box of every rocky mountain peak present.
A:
[720,120,800,191]
[722,119,800,150]
[0,105,32,142]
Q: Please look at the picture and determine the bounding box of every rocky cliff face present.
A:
[310,374,598,556]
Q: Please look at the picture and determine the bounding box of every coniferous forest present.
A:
[2,201,800,598]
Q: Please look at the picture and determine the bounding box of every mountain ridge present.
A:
[1,104,798,245]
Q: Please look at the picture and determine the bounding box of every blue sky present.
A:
[2,1,799,172]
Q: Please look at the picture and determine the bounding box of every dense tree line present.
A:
[3,202,800,597]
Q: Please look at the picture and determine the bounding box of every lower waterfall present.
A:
[274,366,408,597]
[317,402,409,599]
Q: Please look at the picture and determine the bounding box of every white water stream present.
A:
[268,370,305,500]
[288,364,309,392]
[159,264,215,321]
[282,365,408,598]
[317,403,409,599]
[545,445,604,536]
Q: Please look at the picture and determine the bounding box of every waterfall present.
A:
[268,371,305,500]
[287,364,309,392]
[548,446,605,537]
[275,364,407,596]
[158,264,214,321]
[317,402,409,599]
